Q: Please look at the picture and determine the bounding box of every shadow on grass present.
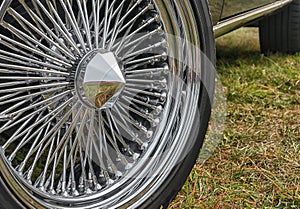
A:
[170,27,300,209]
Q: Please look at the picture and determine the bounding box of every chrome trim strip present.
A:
[213,0,293,38]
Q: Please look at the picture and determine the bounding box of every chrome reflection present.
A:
[76,50,125,109]
[221,0,275,19]
[0,0,169,205]
[0,0,204,208]
[214,0,293,37]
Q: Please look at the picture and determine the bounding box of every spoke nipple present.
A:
[39,186,45,192]
[157,27,163,35]
[141,142,148,150]
[62,191,69,197]
[161,52,168,61]
[116,171,123,178]
[17,162,25,173]
[56,186,61,194]
[154,15,161,23]
[78,184,85,193]
[72,190,80,196]
[132,153,140,160]
[151,118,160,127]
[95,184,102,191]
[0,114,13,121]
[107,178,114,185]
[49,189,56,195]
[163,64,170,74]
[7,154,15,162]
[150,59,157,65]
[146,130,153,139]
[154,105,163,115]
[122,147,128,153]
[125,163,134,170]
[86,188,93,194]
[161,40,168,48]
[160,92,167,101]
[148,3,154,10]
[159,78,167,87]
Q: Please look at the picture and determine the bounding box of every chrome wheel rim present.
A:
[0,0,201,208]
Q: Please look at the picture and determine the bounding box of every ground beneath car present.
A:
[170,28,300,209]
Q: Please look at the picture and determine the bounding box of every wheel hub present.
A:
[0,0,202,208]
[75,50,125,109]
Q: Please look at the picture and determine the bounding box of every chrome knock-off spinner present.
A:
[76,50,125,109]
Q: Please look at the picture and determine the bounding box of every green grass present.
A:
[169,28,300,208]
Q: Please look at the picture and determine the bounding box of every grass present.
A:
[169,28,300,208]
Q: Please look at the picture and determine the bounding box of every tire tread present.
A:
[259,0,300,54]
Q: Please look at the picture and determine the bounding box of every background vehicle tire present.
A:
[0,0,215,208]
[259,0,300,54]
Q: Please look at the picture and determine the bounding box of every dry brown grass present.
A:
[169,28,300,209]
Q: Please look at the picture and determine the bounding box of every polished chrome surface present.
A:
[221,0,276,19]
[214,0,293,37]
[76,50,125,109]
[208,0,224,25]
[0,0,202,208]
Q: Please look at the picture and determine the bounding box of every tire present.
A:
[259,0,300,54]
[0,0,215,208]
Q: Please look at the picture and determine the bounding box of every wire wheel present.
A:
[0,0,207,208]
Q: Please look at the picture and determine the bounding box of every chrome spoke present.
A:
[112,106,145,147]
[76,0,92,49]
[1,12,72,66]
[37,128,56,190]
[7,113,43,160]
[124,52,167,65]
[1,21,74,62]
[47,1,82,55]
[118,27,162,56]
[0,82,69,94]
[31,101,77,160]
[3,90,71,116]
[123,40,167,60]
[107,0,124,49]
[118,3,154,36]
[48,131,61,194]
[102,0,109,48]
[2,98,73,149]
[92,0,100,49]
[0,97,68,134]
[58,0,87,52]
[0,0,175,206]
[0,76,65,81]
[18,5,76,60]
[23,123,52,176]
[0,63,69,75]
[4,9,71,63]
[125,65,169,75]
